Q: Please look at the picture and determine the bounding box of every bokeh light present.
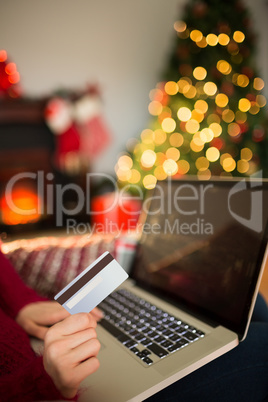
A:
[209,122,222,137]
[169,132,184,147]
[193,66,207,80]
[148,101,163,116]
[195,100,208,113]
[177,107,191,121]
[190,30,203,42]
[215,93,229,107]
[204,82,217,95]
[253,77,265,91]
[174,20,187,33]
[141,150,157,168]
[218,33,230,46]
[154,129,167,145]
[238,98,251,112]
[163,159,178,175]
[166,147,180,161]
[206,34,218,46]
[177,160,190,174]
[165,81,178,95]
[233,31,245,43]
[162,117,176,133]
[143,175,157,190]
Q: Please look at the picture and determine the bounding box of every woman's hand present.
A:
[16,300,104,340]
[43,313,101,399]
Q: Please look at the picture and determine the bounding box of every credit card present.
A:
[54,252,128,314]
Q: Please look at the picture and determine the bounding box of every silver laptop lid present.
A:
[130,177,268,340]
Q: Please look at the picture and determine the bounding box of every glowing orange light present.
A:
[218,34,230,46]
[141,129,154,144]
[148,101,163,116]
[174,21,187,33]
[154,129,167,145]
[195,100,208,114]
[238,98,251,112]
[165,81,178,95]
[193,67,207,80]
[217,60,232,75]
[129,169,141,184]
[154,166,167,181]
[166,147,180,161]
[206,147,220,162]
[183,85,197,99]
[185,119,200,134]
[149,88,163,102]
[163,159,178,176]
[8,72,20,84]
[256,95,266,107]
[169,132,184,147]
[177,107,191,122]
[156,152,167,166]
[241,148,253,161]
[215,93,229,107]
[209,122,222,137]
[222,157,236,172]
[200,128,214,143]
[141,150,157,168]
[233,31,245,43]
[143,175,157,190]
[237,160,249,173]
[196,37,207,48]
[191,109,204,123]
[253,77,265,91]
[228,123,241,137]
[249,103,260,115]
[222,109,235,123]
[5,62,17,75]
[177,160,190,175]
[118,155,133,170]
[0,49,7,62]
[190,30,203,42]
[177,77,192,93]
[195,157,209,170]
[203,82,217,96]
[1,188,41,225]
[190,140,203,152]
[162,117,176,133]
[206,34,218,46]
[237,74,249,87]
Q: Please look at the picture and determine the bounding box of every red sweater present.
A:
[0,250,67,401]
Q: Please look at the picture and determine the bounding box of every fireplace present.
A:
[0,98,88,235]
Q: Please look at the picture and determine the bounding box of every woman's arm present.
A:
[0,250,47,319]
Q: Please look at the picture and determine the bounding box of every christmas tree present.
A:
[115,0,267,193]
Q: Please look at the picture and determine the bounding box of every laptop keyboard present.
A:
[99,289,205,366]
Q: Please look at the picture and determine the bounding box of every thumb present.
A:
[24,320,49,340]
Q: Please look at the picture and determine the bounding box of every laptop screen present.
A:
[131,178,268,339]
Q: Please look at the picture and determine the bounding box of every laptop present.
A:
[79,177,268,402]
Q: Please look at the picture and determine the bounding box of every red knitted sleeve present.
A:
[0,355,66,402]
[0,250,47,319]
[0,307,78,401]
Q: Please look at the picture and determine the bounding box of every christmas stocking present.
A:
[74,94,111,160]
[45,98,81,173]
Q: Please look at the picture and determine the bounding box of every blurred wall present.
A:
[1,0,267,174]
